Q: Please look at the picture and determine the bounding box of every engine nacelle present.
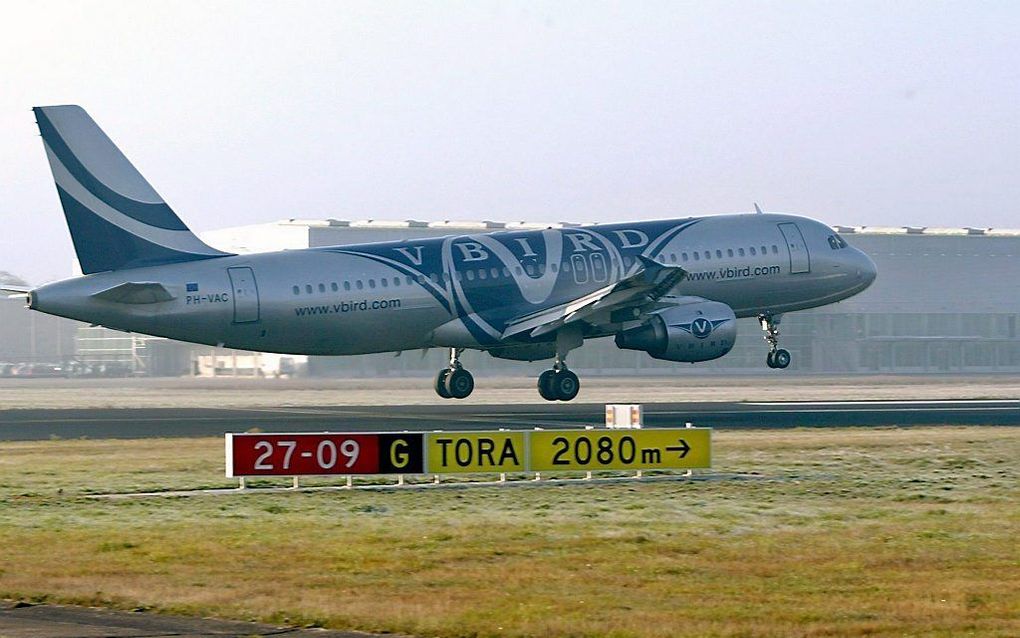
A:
[614,301,737,363]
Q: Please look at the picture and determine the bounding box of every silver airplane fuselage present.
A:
[31,212,876,356]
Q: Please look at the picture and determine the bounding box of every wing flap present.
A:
[502,257,687,339]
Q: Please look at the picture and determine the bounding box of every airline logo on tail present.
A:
[33,105,230,274]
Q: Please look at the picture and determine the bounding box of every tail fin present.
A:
[33,105,232,274]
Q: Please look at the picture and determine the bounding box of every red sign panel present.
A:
[226,432,423,477]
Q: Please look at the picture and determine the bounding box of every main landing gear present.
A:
[434,348,474,399]
[537,326,583,401]
[759,312,791,370]
[538,363,580,402]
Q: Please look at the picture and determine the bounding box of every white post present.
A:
[397,474,405,486]
[345,476,353,489]
[238,477,246,490]
[292,476,299,489]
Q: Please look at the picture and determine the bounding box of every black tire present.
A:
[773,349,791,369]
[537,369,558,401]
[445,368,474,399]
[552,369,580,402]
[434,369,453,398]
[766,351,776,368]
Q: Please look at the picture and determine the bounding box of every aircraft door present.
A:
[227,266,260,323]
[778,222,811,274]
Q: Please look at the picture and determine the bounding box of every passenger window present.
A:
[344,281,351,291]
[526,264,536,275]
[430,273,439,283]
[563,262,572,273]
[381,278,389,287]
[406,276,414,285]
[537,263,545,275]
[305,284,313,294]
[682,252,689,262]
[479,269,488,280]
[750,247,757,256]
[738,248,745,257]
[393,277,400,287]
[330,282,338,292]
[355,280,364,290]
[704,251,711,260]
[442,272,450,282]
[466,270,475,281]
[693,252,700,261]
[292,285,299,295]
[368,279,376,289]
[727,249,734,258]
[491,268,499,278]
[772,245,779,254]
[504,267,512,276]
[515,266,524,275]
[761,246,767,255]
[716,250,722,259]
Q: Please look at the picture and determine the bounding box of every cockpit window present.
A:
[828,234,848,250]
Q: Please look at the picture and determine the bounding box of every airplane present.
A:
[4,105,876,401]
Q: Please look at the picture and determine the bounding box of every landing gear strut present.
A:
[759,312,791,370]
[434,348,474,399]
[538,327,582,401]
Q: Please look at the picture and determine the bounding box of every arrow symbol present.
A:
[665,439,690,459]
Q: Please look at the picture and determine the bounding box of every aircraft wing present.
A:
[501,256,686,339]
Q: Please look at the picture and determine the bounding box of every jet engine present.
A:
[614,300,737,363]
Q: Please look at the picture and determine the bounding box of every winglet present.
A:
[754,203,764,214]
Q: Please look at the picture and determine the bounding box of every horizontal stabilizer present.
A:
[92,281,176,304]
[1,285,31,296]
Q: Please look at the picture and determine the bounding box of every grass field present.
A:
[0,427,1017,637]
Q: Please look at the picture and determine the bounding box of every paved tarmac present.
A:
[0,601,394,638]
[1,399,1018,440]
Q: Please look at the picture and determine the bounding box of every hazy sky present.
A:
[2,1,1017,284]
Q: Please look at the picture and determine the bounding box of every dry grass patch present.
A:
[0,427,1017,637]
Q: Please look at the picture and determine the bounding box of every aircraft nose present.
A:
[854,249,877,288]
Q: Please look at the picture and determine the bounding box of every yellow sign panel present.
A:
[426,432,526,473]
[530,428,711,471]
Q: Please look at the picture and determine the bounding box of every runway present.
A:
[1,399,1018,440]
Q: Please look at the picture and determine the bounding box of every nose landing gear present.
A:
[434,348,474,399]
[759,312,791,369]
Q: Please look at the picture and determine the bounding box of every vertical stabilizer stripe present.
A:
[34,107,189,231]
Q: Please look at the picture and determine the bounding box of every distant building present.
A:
[9,219,1020,376]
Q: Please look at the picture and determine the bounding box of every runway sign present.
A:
[226,432,423,477]
[425,432,526,473]
[226,429,710,477]
[530,428,710,471]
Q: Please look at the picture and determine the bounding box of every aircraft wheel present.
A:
[766,351,776,369]
[552,369,580,402]
[772,349,791,369]
[445,368,474,399]
[434,369,453,398]
[537,369,558,401]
